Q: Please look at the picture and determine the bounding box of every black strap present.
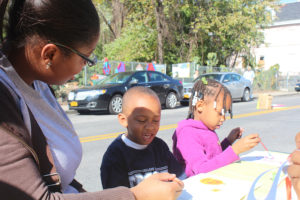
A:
[1,81,84,192]
[28,108,62,192]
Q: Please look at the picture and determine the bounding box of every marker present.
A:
[260,141,273,158]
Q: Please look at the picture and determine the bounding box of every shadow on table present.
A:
[240,156,264,162]
[178,189,193,200]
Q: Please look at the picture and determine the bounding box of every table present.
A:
[178,151,296,200]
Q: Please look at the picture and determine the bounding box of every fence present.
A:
[171,63,299,92]
[276,72,300,91]
[79,60,166,86]
[171,63,243,83]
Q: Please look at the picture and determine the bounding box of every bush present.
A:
[253,64,279,91]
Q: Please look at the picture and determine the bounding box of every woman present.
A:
[0,0,183,199]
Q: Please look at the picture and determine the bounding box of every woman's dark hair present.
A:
[0,0,100,52]
[187,78,233,119]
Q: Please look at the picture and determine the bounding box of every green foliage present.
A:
[254,64,280,90]
[192,0,278,66]
[242,52,257,68]
[51,85,68,101]
[94,0,279,66]
[270,63,280,71]
[103,24,156,61]
[74,71,85,86]
[220,65,229,72]
[192,56,201,64]
[206,52,219,67]
[94,43,104,61]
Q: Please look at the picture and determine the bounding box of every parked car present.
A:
[295,82,300,92]
[180,72,252,105]
[180,82,193,106]
[68,71,183,114]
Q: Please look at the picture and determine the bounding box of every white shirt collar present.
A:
[121,134,148,150]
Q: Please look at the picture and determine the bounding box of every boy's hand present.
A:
[232,134,260,155]
[227,127,244,144]
[130,173,184,200]
[288,150,300,199]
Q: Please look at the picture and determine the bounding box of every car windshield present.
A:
[101,73,132,84]
[94,78,106,85]
[194,74,222,82]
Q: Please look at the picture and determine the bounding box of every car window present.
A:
[101,73,131,84]
[231,74,240,82]
[131,72,148,83]
[148,72,167,82]
[195,74,222,82]
[223,74,231,83]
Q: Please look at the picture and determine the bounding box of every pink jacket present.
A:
[172,119,239,177]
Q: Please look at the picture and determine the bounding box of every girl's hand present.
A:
[130,173,184,200]
[232,134,260,155]
[227,127,244,144]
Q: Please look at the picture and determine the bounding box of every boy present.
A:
[100,87,184,189]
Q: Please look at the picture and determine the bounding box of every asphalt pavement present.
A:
[72,93,300,191]
[60,90,299,114]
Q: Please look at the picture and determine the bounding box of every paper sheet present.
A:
[178,173,253,200]
[178,151,295,200]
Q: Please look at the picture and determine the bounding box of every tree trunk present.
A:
[112,0,126,38]
[152,0,164,64]
[97,7,117,39]
[231,52,239,68]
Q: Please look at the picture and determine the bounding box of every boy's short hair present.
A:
[122,86,160,114]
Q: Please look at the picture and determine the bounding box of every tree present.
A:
[93,0,279,67]
[189,0,279,67]
[152,0,165,63]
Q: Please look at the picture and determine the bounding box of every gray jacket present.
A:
[0,78,135,199]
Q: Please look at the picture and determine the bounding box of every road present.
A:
[69,93,300,192]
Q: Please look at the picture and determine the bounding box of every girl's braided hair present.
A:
[187,78,233,119]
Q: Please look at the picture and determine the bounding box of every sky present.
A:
[280,0,299,3]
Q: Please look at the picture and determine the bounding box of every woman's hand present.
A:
[130,173,184,200]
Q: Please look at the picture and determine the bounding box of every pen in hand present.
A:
[260,141,273,158]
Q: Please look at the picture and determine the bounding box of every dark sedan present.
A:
[295,83,300,92]
[68,71,183,114]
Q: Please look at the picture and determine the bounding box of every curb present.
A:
[65,109,77,114]
[60,104,77,114]
[252,91,299,99]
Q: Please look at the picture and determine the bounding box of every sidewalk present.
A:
[60,103,75,114]
[252,90,299,99]
[59,90,299,113]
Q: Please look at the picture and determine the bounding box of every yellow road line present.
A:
[80,105,300,143]
[230,105,300,120]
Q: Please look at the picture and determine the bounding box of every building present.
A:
[253,2,300,75]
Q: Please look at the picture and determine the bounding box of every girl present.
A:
[172,78,260,177]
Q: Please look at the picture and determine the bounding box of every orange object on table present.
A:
[286,177,292,200]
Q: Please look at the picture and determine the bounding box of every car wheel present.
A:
[109,94,123,114]
[242,88,250,102]
[78,110,90,115]
[165,92,177,109]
